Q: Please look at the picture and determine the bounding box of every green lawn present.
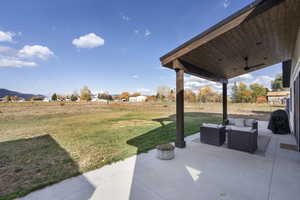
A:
[0,102,222,199]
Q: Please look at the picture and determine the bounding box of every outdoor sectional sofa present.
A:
[200,118,258,153]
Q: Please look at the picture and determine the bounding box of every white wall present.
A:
[289,28,300,135]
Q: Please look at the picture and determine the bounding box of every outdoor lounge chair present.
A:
[225,118,258,153]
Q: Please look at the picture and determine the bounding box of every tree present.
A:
[119,92,130,101]
[157,86,171,101]
[168,89,175,102]
[31,96,44,101]
[238,82,252,103]
[51,93,57,101]
[80,86,92,101]
[71,94,78,102]
[98,93,113,100]
[250,83,268,102]
[231,82,239,103]
[130,92,141,97]
[271,73,283,91]
[4,96,11,102]
[184,90,196,103]
[198,86,216,103]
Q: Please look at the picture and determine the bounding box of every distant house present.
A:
[91,97,99,102]
[267,91,290,105]
[129,96,147,102]
[98,99,109,103]
[43,98,50,102]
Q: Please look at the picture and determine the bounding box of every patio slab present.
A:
[17,121,300,200]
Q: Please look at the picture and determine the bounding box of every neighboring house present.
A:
[129,96,147,102]
[91,97,99,102]
[43,98,50,102]
[17,98,25,102]
[98,99,109,103]
[267,91,290,105]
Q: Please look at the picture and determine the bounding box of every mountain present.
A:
[0,89,46,99]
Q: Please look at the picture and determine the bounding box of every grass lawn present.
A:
[0,102,281,199]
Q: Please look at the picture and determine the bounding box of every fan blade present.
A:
[244,63,265,71]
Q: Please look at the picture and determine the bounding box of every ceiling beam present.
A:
[173,59,225,82]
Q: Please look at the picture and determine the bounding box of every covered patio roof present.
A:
[160,0,300,82]
[159,0,300,149]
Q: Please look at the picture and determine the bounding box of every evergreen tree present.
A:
[271,73,283,91]
[231,82,239,103]
[51,93,57,101]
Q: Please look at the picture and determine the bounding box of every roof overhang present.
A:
[160,0,300,82]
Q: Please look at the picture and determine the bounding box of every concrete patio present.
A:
[18,121,300,200]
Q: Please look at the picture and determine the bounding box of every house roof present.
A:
[267,91,290,96]
[160,0,300,82]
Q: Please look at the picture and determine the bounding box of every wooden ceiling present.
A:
[160,0,300,81]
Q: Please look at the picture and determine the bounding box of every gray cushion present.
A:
[202,123,222,128]
[230,126,253,132]
[226,125,233,130]
[234,118,245,127]
[227,118,235,125]
[245,119,256,127]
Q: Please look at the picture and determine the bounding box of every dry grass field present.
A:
[0,101,283,199]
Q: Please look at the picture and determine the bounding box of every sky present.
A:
[0,0,282,96]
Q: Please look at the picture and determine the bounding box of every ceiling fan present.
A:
[243,56,265,71]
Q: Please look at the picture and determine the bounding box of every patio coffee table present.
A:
[200,124,226,146]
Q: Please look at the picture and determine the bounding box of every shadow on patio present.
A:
[0,135,95,200]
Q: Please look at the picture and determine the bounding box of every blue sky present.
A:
[0,0,281,96]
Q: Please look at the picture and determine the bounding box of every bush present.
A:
[71,94,78,102]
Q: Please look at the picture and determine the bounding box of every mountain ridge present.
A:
[0,88,46,99]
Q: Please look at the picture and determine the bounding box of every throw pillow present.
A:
[234,118,245,127]
[245,119,255,127]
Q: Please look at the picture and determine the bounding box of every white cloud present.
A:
[251,75,273,89]
[18,45,54,60]
[238,73,253,80]
[184,75,222,93]
[184,73,274,96]
[132,74,139,79]
[121,14,131,21]
[0,31,15,42]
[0,46,17,56]
[72,33,104,48]
[223,0,230,8]
[145,29,151,37]
[0,57,37,68]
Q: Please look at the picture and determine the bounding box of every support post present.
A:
[222,82,228,124]
[174,60,186,148]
